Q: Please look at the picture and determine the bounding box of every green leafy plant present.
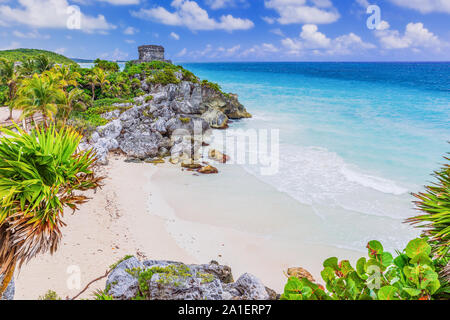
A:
[38,290,61,300]
[281,238,444,300]
[406,154,450,259]
[0,124,103,298]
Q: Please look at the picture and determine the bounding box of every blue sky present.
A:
[0,0,449,62]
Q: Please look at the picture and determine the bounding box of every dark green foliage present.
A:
[281,238,445,300]
[0,85,7,106]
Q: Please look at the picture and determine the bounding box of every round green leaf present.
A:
[377,286,399,300]
[405,238,431,259]
[321,267,335,282]
[367,240,384,257]
[323,257,339,270]
[410,253,433,266]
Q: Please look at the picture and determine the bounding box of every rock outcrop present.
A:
[105,257,275,300]
[85,78,251,165]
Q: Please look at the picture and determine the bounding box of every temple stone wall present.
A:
[138,45,166,62]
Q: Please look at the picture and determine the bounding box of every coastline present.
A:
[15,154,363,298]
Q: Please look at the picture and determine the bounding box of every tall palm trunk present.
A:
[0,264,15,299]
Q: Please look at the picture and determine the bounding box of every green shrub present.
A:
[281,238,445,300]
[148,68,180,85]
[201,80,222,93]
[94,59,119,72]
[38,290,61,300]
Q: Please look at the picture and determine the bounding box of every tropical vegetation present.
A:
[0,125,103,298]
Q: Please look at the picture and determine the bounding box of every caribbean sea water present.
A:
[182,62,450,253]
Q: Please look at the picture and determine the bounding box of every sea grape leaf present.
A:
[339,260,354,277]
[405,238,431,259]
[356,257,367,278]
[377,286,399,300]
[380,252,394,267]
[284,277,303,296]
[367,240,383,258]
[323,257,339,271]
[321,267,335,282]
[410,253,433,266]
[403,287,421,297]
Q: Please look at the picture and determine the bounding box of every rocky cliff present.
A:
[84,71,251,166]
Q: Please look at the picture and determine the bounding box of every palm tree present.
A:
[0,59,20,120]
[93,67,110,99]
[0,124,103,298]
[52,65,80,91]
[15,73,65,125]
[18,59,36,77]
[86,72,99,102]
[34,54,54,74]
[57,88,86,124]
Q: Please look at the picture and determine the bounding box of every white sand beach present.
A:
[14,154,363,299]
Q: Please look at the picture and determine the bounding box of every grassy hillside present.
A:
[0,48,75,65]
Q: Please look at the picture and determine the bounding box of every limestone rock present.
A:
[224,273,270,300]
[106,257,144,300]
[202,108,228,129]
[198,165,219,174]
[208,149,230,163]
[105,258,274,300]
[287,267,316,283]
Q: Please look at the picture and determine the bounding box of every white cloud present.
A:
[125,39,135,43]
[240,42,279,57]
[13,29,50,39]
[389,0,450,14]
[177,48,187,57]
[131,0,254,32]
[375,22,444,50]
[205,0,247,9]
[123,26,138,35]
[355,0,370,8]
[98,0,140,4]
[270,28,285,37]
[262,16,276,24]
[265,0,340,24]
[281,24,375,55]
[300,24,331,48]
[100,48,129,61]
[0,0,115,33]
[170,31,180,40]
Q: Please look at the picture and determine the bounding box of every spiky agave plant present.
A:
[0,124,103,298]
[406,153,450,283]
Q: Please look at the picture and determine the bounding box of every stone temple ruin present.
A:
[136,45,172,64]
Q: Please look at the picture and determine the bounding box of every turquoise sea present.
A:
[182,62,450,252]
